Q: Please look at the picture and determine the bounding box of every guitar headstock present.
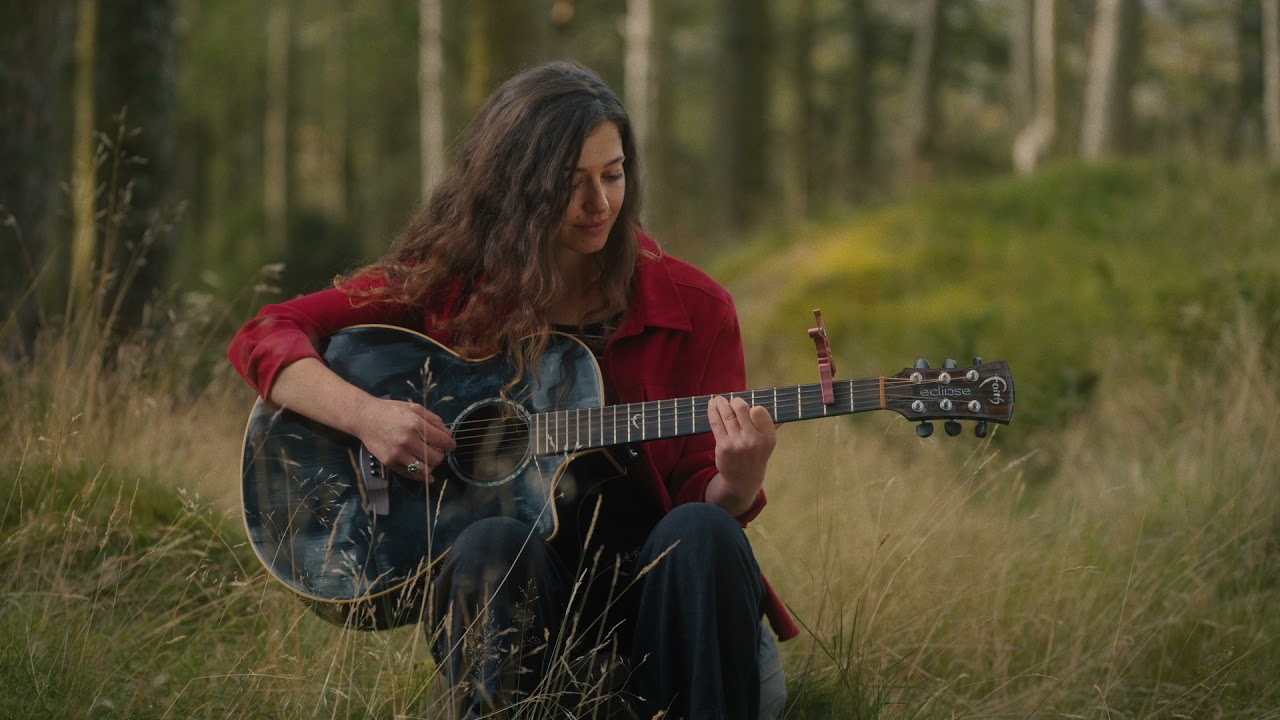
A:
[884,358,1015,438]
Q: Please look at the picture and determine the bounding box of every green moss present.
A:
[720,160,1280,437]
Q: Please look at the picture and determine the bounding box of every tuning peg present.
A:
[914,358,931,369]
[943,358,958,369]
[975,420,989,438]
[916,421,934,438]
[945,419,962,436]
[972,356,983,365]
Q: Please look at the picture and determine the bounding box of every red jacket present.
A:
[228,231,799,640]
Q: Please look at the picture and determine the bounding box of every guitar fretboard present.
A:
[530,378,883,455]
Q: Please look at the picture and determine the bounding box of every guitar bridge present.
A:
[357,445,391,516]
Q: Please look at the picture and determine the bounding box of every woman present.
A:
[229,61,795,719]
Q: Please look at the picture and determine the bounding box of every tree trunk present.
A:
[468,0,549,112]
[714,0,772,237]
[1013,0,1057,174]
[1009,0,1035,130]
[69,0,99,315]
[625,0,653,178]
[92,0,180,336]
[1226,0,1262,161]
[419,0,446,197]
[0,2,73,359]
[1080,0,1140,159]
[1264,0,1280,163]
[326,0,351,222]
[901,0,943,185]
[646,0,677,235]
[550,0,576,58]
[264,2,291,261]
[846,0,876,201]
[786,0,814,223]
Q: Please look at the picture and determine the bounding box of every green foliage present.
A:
[720,160,1280,440]
[721,159,1280,717]
[0,462,261,718]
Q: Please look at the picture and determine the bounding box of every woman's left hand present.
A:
[706,395,777,516]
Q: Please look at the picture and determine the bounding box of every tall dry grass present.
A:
[755,316,1280,717]
[4,282,1278,717]
[5,156,1279,716]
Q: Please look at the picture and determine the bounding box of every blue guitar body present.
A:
[241,325,607,629]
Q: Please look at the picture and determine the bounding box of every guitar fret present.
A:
[523,369,1006,456]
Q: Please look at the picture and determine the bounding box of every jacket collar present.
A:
[614,231,693,340]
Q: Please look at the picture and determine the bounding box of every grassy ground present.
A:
[2,160,1278,717]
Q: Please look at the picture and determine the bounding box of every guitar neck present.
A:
[531,378,881,455]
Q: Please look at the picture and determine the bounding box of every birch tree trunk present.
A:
[646,0,676,233]
[625,0,652,172]
[1080,0,1140,160]
[1013,0,1056,174]
[1009,0,1035,130]
[419,0,445,197]
[1263,0,1280,163]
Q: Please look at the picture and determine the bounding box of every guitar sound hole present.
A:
[449,400,531,487]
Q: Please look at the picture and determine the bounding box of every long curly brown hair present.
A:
[354,62,643,383]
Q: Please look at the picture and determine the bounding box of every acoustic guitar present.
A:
[241,324,1015,629]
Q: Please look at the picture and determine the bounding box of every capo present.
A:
[808,309,838,405]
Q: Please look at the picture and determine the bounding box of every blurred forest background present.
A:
[4,0,1280,718]
[4,0,1280,343]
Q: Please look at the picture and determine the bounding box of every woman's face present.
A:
[557,121,626,260]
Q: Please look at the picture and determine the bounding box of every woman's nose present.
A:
[584,180,608,213]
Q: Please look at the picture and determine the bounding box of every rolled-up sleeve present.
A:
[227,274,416,399]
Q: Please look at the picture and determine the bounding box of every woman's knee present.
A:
[646,501,745,553]
[445,516,546,582]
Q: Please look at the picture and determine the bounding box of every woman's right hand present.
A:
[268,358,457,483]
[354,397,457,482]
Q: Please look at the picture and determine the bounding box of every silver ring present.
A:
[405,462,421,475]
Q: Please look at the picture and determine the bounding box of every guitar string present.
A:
[440,380,1009,459]
[437,377,1004,441]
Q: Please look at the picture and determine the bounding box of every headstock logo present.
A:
[979,376,1007,405]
